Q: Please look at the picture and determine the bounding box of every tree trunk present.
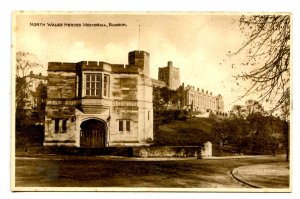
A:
[283,121,289,162]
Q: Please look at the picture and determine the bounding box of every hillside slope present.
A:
[154,117,214,146]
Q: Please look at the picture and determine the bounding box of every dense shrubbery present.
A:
[211,113,288,155]
[15,82,47,147]
[155,110,188,124]
[152,86,189,139]
[16,124,44,149]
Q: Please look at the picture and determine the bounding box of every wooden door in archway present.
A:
[80,119,106,147]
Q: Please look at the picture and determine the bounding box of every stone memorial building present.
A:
[44,51,153,147]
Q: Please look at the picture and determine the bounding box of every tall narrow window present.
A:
[86,74,91,96]
[62,119,67,133]
[91,75,95,95]
[126,121,130,131]
[103,75,109,97]
[119,120,123,131]
[54,119,59,133]
[76,75,79,97]
[96,74,101,96]
[148,111,150,120]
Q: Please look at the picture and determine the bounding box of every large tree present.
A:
[153,86,184,111]
[16,51,42,78]
[230,99,264,119]
[15,52,43,127]
[31,82,47,124]
[231,15,290,117]
[231,15,290,161]
[15,51,43,109]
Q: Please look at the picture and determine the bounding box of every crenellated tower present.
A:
[128,50,150,76]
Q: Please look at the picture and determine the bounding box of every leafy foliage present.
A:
[230,99,265,118]
[15,52,43,109]
[152,86,185,111]
[153,86,188,140]
[15,51,45,127]
[211,113,287,155]
[31,82,47,123]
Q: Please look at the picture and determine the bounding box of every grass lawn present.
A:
[154,117,215,146]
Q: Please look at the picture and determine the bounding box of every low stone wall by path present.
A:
[16,146,134,157]
[132,141,212,158]
[16,141,213,158]
[133,146,202,158]
[202,141,212,158]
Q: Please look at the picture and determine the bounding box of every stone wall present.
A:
[128,51,150,76]
[133,146,202,158]
[46,70,77,119]
[47,72,76,99]
[158,61,180,90]
[201,141,212,157]
[167,61,180,90]
[109,72,153,146]
[44,68,77,146]
[133,142,212,158]
[112,75,138,100]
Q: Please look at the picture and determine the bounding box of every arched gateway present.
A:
[44,51,154,147]
[80,119,107,147]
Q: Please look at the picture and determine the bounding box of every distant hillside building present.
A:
[44,50,153,147]
[158,61,180,90]
[24,71,47,110]
[153,61,225,114]
[182,84,224,114]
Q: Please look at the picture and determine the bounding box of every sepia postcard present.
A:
[12,11,292,192]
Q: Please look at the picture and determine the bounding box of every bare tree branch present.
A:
[231,15,290,117]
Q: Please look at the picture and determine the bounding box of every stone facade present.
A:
[182,84,224,113]
[44,51,153,147]
[151,78,167,88]
[158,61,180,90]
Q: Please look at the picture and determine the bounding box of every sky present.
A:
[15,13,255,112]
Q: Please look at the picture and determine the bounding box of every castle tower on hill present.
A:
[155,61,225,114]
[158,61,180,90]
